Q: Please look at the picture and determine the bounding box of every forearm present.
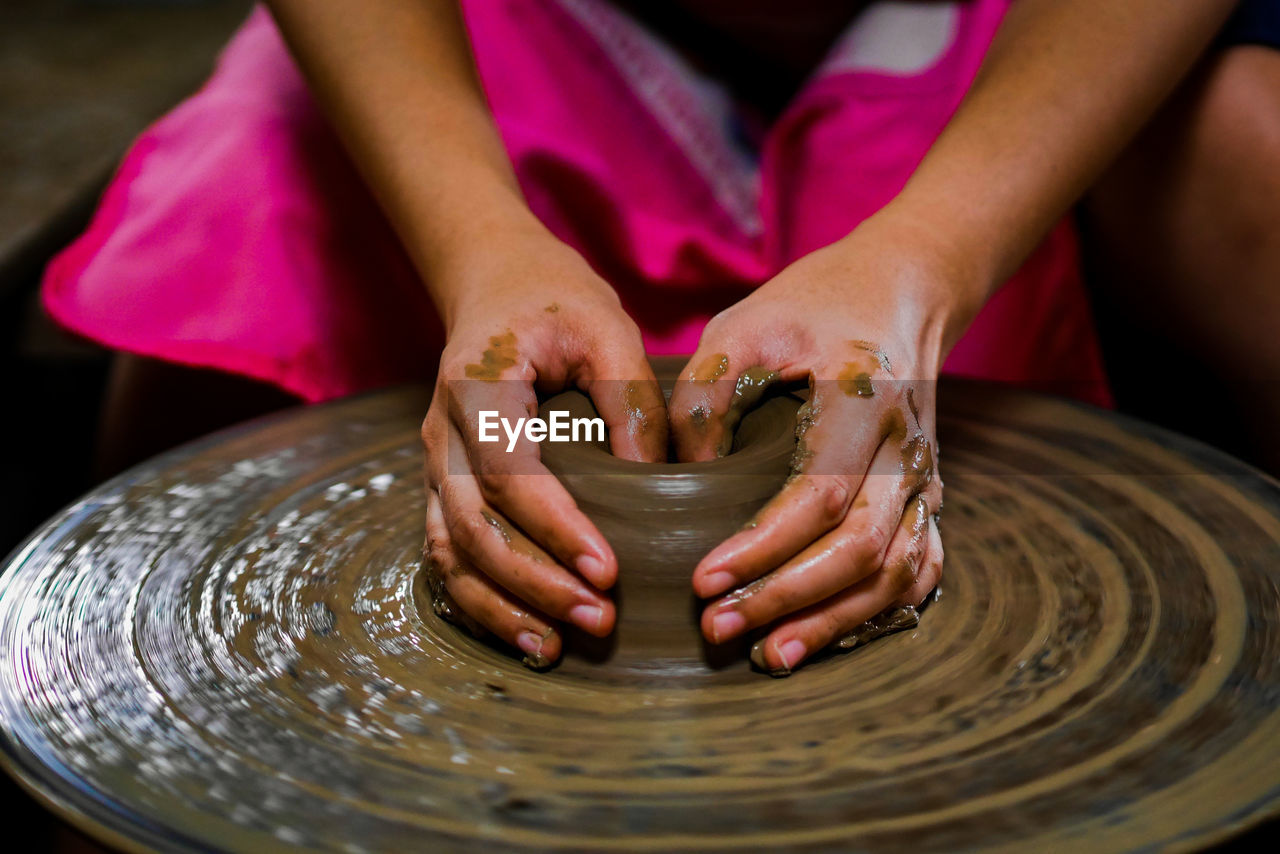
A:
[889,0,1236,335]
[265,1,545,323]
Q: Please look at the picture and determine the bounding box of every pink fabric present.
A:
[42,0,1111,406]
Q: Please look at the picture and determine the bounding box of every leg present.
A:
[95,354,298,479]
[1084,45,1280,474]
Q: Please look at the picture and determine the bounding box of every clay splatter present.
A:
[691,353,730,384]
[465,332,518,381]
[481,509,548,564]
[849,339,893,373]
[837,349,883,398]
[717,366,779,456]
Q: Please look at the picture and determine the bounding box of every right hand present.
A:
[421,233,668,667]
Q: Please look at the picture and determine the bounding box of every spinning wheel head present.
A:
[0,381,1277,852]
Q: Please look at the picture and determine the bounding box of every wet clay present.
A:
[689,352,730,383]
[538,357,801,671]
[480,508,549,564]
[849,338,893,373]
[837,341,893,398]
[716,366,779,457]
[839,368,876,398]
[2,382,1279,852]
[464,331,518,380]
[620,379,666,448]
[881,406,936,492]
[450,358,932,672]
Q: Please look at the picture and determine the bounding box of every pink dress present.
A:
[42,0,1111,407]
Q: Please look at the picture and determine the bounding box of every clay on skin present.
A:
[716,366,780,457]
[879,406,936,492]
[520,627,555,670]
[481,508,549,564]
[622,379,666,447]
[837,350,884,398]
[849,338,893,373]
[748,603,927,677]
[690,352,730,383]
[901,432,935,493]
[424,558,485,639]
[907,387,922,426]
[436,513,554,667]
[788,394,822,477]
[464,331,519,380]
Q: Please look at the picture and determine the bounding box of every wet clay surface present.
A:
[535,356,919,672]
[2,380,1280,851]
[538,357,802,671]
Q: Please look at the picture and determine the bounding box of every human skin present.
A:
[1086,45,1280,475]
[266,0,1236,670]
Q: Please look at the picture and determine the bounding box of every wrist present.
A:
[429,222,618,337]
[849,199,996,356]
[414,202,557,330]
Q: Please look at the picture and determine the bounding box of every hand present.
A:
[421,233,667,667]
[669,211,973,675]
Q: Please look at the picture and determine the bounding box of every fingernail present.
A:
[516,631,543,657]
[711,610,746,644]
[778,639,807,670]
[576,554,604,584]
[750,639,769,671]
[700,571,735,597]
[517,630,551,670]
[751,638,792,677]
[569,603,604,632]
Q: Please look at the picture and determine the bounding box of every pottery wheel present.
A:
[2,381,1279,852]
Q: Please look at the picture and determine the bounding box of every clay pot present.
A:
[539,356,800,671]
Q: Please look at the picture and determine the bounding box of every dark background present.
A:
[0,1,1273,851]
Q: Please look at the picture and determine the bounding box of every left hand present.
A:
[669,210,977,674]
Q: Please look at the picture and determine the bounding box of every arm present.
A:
[670,0,1236,674]
[264,0,535,321]
[899,0,1239,345]
[266,1,669,666]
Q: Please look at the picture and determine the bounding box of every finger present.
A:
[668,347,744,462]
[424,488,486,638]
[692,384,898,598]
[426,491,563,667]
[748,546,927,676]
[875,493,932,603]
[698,435,919,643]
[438,448,616,637]
[669,337,802,462]
[446,376,618,589]
[580,346,669,463]
[900,512,944,607]
[444,565,564,668]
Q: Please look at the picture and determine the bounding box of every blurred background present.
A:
[0,1,1273,850]
[2,0,251,556]
[3,1,250,846]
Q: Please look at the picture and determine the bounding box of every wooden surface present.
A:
[0,382,1278,852]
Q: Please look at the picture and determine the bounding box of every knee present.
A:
[1185,46,1280,256]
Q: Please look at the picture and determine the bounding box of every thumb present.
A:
[669,342,781,462]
